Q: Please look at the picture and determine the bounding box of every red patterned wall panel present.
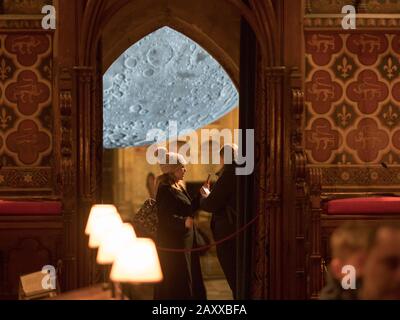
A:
[305,31,400,190]
[0,32,53,193]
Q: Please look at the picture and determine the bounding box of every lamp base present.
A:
[100,281,117,299]
[101,282,109,291]
[120,283,154,300]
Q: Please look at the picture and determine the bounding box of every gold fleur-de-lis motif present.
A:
[383,105,398,126]
[0,58,11,81]
[0,108,11,129]
[337,105,352,127]
[383,57,398,79]
[337,56,352,79]
[338,153,350,165]
[387,153,396,165]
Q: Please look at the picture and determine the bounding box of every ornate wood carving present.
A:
[263,66,289,299]
[74,66,94,198]
[57,63,78,291]
[60,90,73,188]
[2,0,52,15]
[73,66,98,287]
[0,18,45,30]
[308,167,323,299]
[291,85,309,299]
[304,14,400,30]
[250,47,267,299]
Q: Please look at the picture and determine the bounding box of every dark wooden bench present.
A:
[0,200,63,299]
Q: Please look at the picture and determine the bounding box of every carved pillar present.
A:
[264,66,290,299]
[237,17,257,299]
[254,65,301,300]
[74,66,97,287]
[291,84,308,299]
[251,50,269,299]
[59,68,77,291]
[308,167,323,299]
[56,0,81,292]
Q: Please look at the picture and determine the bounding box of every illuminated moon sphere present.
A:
[103,27,238,148]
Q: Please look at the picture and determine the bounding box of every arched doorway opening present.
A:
[73,0,301,300]
[102,25,239,299]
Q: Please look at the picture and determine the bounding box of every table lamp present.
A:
[110,238,163,299]
[86,205,123,248]
[97,223,137,265]
[85,204,119,235]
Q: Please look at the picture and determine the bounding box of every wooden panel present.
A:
[0,215,63,300]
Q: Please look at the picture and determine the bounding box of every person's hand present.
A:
[203,174,211,189]
[185,217,194,229]
[200,186,210,198]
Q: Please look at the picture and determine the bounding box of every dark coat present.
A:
[154,183,206,300]
[201,163,237,237]
[200,163,237,298]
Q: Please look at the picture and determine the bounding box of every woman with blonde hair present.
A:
[153,148,207,300]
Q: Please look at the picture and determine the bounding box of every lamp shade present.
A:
[85,204,119,235]
[88,207,122,248]
[110,238,163,283]
[97,223,137,265]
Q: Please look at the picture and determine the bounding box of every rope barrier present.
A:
[156,212,261,253]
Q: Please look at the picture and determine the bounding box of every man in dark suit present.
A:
[200,144,238,299]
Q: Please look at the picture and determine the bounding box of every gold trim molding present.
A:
[304,14,400,30]
[0,15,46,30]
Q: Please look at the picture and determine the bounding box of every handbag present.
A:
[132,198,158,240]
